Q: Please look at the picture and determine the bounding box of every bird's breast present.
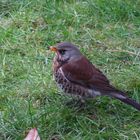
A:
[54,68,101,98]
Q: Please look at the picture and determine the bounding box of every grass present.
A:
[0,0,140,139]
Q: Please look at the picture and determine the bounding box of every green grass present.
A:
[0,0,140,139]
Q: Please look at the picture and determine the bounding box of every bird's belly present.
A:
[54,71,100,98]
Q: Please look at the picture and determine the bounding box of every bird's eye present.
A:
[59,50,66,55]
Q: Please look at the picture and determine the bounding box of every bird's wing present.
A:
[61,56,115,92]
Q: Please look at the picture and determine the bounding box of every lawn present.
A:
[0,0,140,139]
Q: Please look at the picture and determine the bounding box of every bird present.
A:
[49,42,140,111]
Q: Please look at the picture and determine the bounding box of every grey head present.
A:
[52,42,82,63]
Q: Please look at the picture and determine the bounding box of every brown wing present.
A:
[62,56,116,93]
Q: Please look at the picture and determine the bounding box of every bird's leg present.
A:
[65,96,86,108]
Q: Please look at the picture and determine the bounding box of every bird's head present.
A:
[49,42,82,64]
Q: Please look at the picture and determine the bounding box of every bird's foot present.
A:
[65,98,86,109]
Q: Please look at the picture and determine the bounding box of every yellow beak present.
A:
[50,46,57,52]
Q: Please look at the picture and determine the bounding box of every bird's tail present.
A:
[110,91,140,111]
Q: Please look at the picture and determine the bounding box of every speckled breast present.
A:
[54,69,98,98]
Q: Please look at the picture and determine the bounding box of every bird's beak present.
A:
[49,46,58,52]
